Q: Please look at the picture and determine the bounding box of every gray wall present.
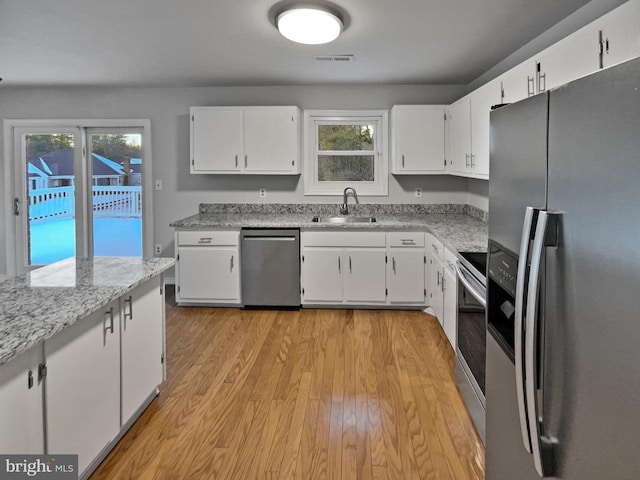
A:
[0,83,474,276]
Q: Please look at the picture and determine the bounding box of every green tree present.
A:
[26,134,74,158]
[91,134,141,163]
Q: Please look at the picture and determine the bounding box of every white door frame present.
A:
[3,119,153,277]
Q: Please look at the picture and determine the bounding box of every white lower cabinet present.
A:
[387,232,426,304]
[45,300,121,476]
[0,345,44,454]
[120,275,164,426]
[175,230,240,304]
[300,249,343,303]
[426,234,458,349]
[343,249,387,304]
[301,231,387,306]
[443,254,458,351]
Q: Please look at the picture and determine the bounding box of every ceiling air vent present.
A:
[314,55,354,63]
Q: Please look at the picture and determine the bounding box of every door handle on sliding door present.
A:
[525,210,559,478]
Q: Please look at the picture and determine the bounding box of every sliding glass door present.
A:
[87,130,143,257]
[12,124,150,273]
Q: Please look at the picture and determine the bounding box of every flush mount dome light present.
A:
[276,7,343,45]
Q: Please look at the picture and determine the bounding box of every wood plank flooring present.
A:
[91,299,484,480]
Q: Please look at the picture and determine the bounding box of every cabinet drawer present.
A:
[302,231,386,248]
[178,231,238,246]
[388,232,425,248]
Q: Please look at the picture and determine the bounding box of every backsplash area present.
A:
[198,203,488,223]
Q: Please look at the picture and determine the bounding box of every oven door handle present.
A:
[455,263,486,307]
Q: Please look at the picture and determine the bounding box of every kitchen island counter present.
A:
[0,256,174,367]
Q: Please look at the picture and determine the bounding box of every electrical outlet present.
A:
[415,187,422,198]
[259,188,267,198]
[154,179,163,191]
[154,244,162,255]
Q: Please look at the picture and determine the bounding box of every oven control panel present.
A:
[488,242,518,297]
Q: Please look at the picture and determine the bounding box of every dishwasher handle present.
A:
[242,236,296,241]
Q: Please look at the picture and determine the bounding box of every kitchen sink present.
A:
[311,215,377,224]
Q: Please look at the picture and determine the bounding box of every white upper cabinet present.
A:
[391,105,446,174]
[469,79,501,178]
[596,0,640,68]
[448,97,471,176]
[449,83,499,179]
[191,108,243,172]
[190,106,301,175]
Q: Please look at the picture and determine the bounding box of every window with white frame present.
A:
[304,110,388,196]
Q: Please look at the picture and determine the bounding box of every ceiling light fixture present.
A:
[276,7,343,45]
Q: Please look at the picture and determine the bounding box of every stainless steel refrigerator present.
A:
[486,56,640,479]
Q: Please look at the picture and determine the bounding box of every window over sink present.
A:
[303,110,388,196]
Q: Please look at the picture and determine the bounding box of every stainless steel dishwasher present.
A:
[240,228,300,307]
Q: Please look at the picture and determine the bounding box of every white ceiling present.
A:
[0,0,595,88]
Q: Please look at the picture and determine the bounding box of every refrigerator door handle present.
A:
[515,206,538,454]
[525,211,559,478]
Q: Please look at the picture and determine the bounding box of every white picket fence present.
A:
[29,186,142,222]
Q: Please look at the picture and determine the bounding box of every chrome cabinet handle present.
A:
[470,154,476,168]
[235,154,238,168]
[124,296,133,321]
[527,75,535,97]
[525,210,558,477]
[338,256,341,274]
[198,237,213,244]
[105,306,115,335]
[465,154,470,168]
[392,257,396,274]
[402,154,405,168]
[349,256,352,274]
[244,154,248,168]
[401,239,415,246]
[436,270,441,286]
[515,206,538,453]
[13,197,20,216]
[230,255,234,272]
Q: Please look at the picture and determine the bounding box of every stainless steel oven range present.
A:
[455,251,487,443]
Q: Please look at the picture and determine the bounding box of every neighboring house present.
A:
[26,150,141,188]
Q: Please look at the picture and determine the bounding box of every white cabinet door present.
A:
[120,276,164,426]
[343,249,387,304]
[449,97,471,175]
[443,261,458,350]
[301,249,343,303]
[191,108,243,173]
[387,250,425,303]
[429,254,445,326]
[599,0,640,68]
[470,80,500,178]
[0,346,44,454]
[391,105,445,174]
[45,301,121,476]
[536,25,599,92]
[244,107,300,173]
[177,246,240,303]
[500,59,533,104]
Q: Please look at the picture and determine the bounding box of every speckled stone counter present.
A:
[171,203,488,254]
[0,257,175,367]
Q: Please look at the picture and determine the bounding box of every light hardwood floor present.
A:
[91,299,484,479]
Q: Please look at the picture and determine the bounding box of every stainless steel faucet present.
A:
[340,187,359,215]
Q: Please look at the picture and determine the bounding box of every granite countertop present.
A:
[0,257,175,367]
[171,211,488,254]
